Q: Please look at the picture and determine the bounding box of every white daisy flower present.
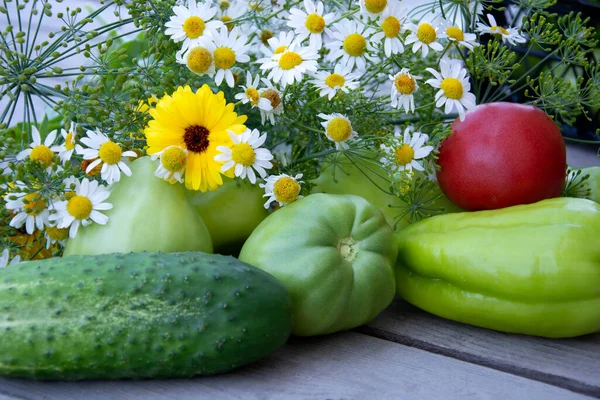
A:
[389,68,421,113]
[380,127,434,173]
[439,19,479,50]
[164,1,224,52]
[260,173,304,209]
[43,225,70,249]
[476,14,526,46]
[235,72,273,111]
[359,0,388,16]
[271,142,293,166]
[150,146,188,184]
[405,15,444,57]
[258,82,285,125]
[317,113,358,150]
[176,38,217,77]
[75,130,138,185]
[0,248,20,269]
[16,126,58,168]
[371,0,407,57]
[218,1,246,31]
[310,64,360,100]
[210,26,251,87]
[4,189,50,235]
[260,42,319,87]
[215,129,274,184]
[327,19,376,71]
[258,30,297,61]
[49,178,113,239]
[287,0,336,49]
[425,59,477,121]
[51,123,78,165]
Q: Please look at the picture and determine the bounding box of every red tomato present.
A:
[436,102,566,211]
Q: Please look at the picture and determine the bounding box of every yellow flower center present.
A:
[98,141,122,165]
[67,195,93,220]
[491,25,509,35]
[246,87,260,105]
[187,47,213,74]
[365,0,387,13]
[214,47,236,69]
[260,89,281,109]
[221,16,234,31]
[65,131,75,150]
[231,143,256,167]
[161,146,187,172]
[278,51,303,70]
[249,1,263,11]
[273,177,301,204]
[23,192,47,216]
[343,33,367,57]
[274,45,288,55]
[417,23,436,44]
[45,226,69,242]
[326,118,352,142]
[30,145,53,167]
[382,16,401,38]
[260,30,274,45]
[395,144,415,166]
[446,26,465,41]
[395,74,416,95]
[325,73,345,88]
[183,16,206,39]
[440,77,464,100]
[220,0,230,10]
[305,13,325,34]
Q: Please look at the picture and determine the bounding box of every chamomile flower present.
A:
[4,189,51,234]
[16,126,58,168]
[371,0,407,57]
[310,64,360,100]
[405,16,444,57]
[164,1,224,52]
[151,146,188,184]
[359,0,388,16]
[287,0,335,49]
[440,19,479,50]
[215,129,274,184]
[380,127,433,173]
[176,39,217,77]
[51,123,78,165]
[75,129,137,185]
[327,19,376,71]
[218,1,246,31]
[260,173,304,209]
[49,178,112,239]
[260,42,319,87]
[425,59,477,121]
[476,14,526,46]
[258,30,297,61]
[317,113,358,150]
[389,68,421,113]
[44,225,70,249]
[235,72,273,110]
[0,248,20,268]
[211,26,251,87]
[272,143,293,166]
[258,83,284,125]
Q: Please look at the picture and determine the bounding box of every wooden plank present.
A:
[0,332,592,400]
[359,298,600,398]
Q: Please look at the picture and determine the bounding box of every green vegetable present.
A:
[0,251,292,380]
[239,193,397,336]
[64,157,212,256]
[186,177,269,255]
[395,197,600,338]
[580,166,600,203]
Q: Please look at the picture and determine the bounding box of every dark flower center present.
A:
[184,125,210,153]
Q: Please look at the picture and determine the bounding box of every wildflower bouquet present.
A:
[1,0,599,264]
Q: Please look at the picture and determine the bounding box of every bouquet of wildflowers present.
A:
[0,0,598,264]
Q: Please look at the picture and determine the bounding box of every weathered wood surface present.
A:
[0,332,594,400]
[360,298,600,398]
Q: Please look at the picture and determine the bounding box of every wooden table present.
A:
[1,298,599,400]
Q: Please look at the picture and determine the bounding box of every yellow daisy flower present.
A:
[144,85,247,192]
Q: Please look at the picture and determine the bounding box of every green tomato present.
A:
[239,193,397,336]
[312,158,461,231]
[579,166,600,204]
[64,157,212,256]
[185,177,269,255]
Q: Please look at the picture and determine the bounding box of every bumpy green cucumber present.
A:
[0,252,292,380]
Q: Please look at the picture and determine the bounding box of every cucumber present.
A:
[0,252,292,380]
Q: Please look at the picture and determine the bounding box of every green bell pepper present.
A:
[395,197,600,338]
